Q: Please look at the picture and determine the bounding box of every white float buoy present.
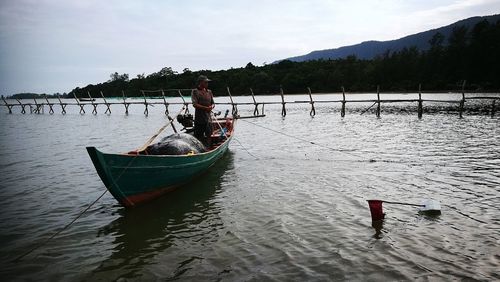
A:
[418,199,442,215]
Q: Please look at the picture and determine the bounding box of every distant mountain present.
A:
[278,14,500,62]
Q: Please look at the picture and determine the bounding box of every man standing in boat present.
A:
[191,75,215,145]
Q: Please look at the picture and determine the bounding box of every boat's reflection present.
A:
[87,152,234,280]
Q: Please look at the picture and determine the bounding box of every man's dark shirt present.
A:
[191,88,214,124]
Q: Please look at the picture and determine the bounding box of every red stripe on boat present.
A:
[120,186,179,207]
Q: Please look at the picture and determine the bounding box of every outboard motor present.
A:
[177,113,194,128]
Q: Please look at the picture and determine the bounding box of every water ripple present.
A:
[0,95,499,280]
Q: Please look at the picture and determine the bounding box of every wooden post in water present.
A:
[73,93,85,114]
[341,86,346,117]
[15,98,26,114]
[44,94,54,114]
[141,90,149,116]
[280,87,286,117]
[492,100,496,118]
[100,91,111,114]
[122,91,129,115]
[160,90,169,116]
[88,91,97,115]
[35,96,44,114]
[1,96,13,114]
[376,85,381,118]
[33,96,40,114]
[226,87,238,116]
[56,93,66,115]
[250,88,259,116]
[418,84,423,119]
[307,87,316,117]
[459,80,466,118]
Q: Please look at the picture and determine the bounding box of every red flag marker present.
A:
[367,200,385,221]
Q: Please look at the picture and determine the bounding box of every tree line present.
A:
[69,19,500,98]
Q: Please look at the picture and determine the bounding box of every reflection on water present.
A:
[86,152,233,281]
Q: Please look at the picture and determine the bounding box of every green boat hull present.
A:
[87,134,232,207]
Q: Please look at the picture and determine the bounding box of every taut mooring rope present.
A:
[13,189,108,262]
[14,154,140,262]
[233,137,260,160]
[240,119,372,161]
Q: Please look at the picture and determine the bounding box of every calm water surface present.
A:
[0,94,499,281]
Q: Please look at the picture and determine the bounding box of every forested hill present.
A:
[279,14,500,62]
[67,17,500,98]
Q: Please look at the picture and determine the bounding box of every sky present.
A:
[0,0,499,95]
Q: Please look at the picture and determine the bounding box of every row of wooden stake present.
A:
[1,85,499,118]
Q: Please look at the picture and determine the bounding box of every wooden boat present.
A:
[86,117,235,207]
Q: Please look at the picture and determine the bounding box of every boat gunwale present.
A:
[108,143,230,169]
[113,117,236,158]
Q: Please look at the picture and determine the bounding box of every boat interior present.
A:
[128,115,234,156]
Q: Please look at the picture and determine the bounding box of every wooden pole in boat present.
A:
[376,85,381,118]
[56,93,66,115]
[211,111,229,139]
[307,87,316,116]
[226,87,238,116]
[250,88,259,116]
[280,87,286,117]
[418,84,423,119]
[136,106,186,152]
[341,86,346,117]
[122,90,129,115]
[169,115,177,133]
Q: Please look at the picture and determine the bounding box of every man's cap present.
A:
[197,75,212,82]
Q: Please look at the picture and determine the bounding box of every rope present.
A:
[13,189,108,262]
[233,137,260,160]
[210,111,259,160]
[14,153,139,262]
[240,119,369,160]
[383,201,424,207]
[210,111,228,140]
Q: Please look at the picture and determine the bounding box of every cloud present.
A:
[0,0,498,94]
